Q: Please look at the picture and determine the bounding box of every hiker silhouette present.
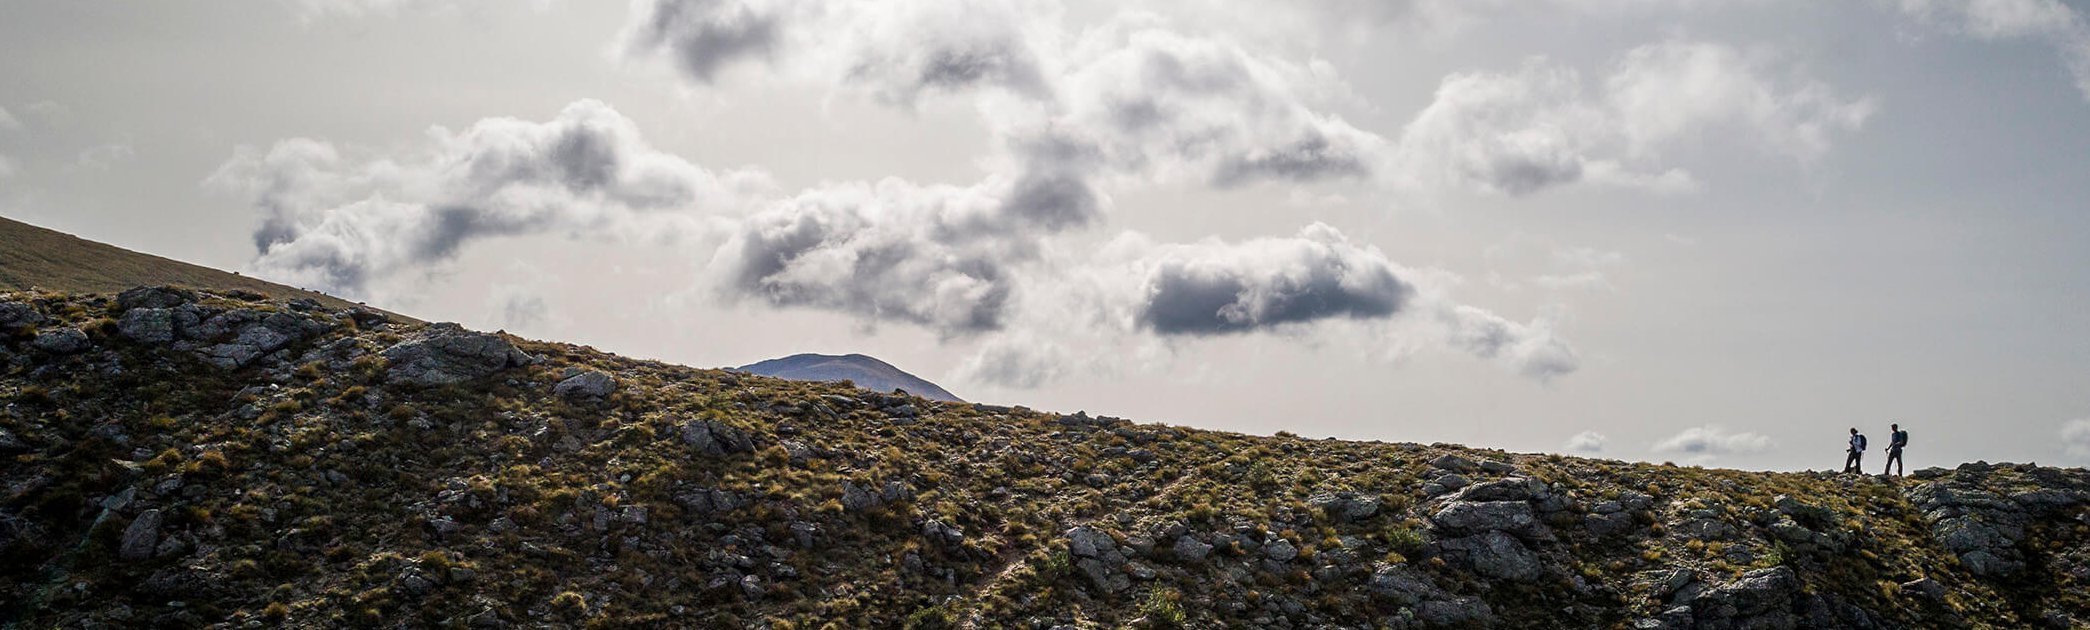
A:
[1842,427,1867,473]
[1883,423,1908,477]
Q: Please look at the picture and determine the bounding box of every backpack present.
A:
[1895,430,1908,447]
[1854,434,1867,450]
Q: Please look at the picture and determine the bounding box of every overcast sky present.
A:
[5,0,2089,471]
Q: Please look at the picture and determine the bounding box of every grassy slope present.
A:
[0,216,406,321]
[0,289,2084,628]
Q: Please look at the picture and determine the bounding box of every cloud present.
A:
[707,174,1080,336]
[1485,235,1627,291]
[1395,40,1874,195]
[2064,418,2090,460]
[74,143,136,170]
[952,223,1580,388]
[1889,0,2090,101]
[1126,223,1412,335]
[1565,430,1607,454]
[1653,425,1775,456]
[0,106,19,131]
[621,2,1388,189]
[207,99,761,298]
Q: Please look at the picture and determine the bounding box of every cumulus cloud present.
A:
[707,174,1081,336]
[1395,40,1874,195]
[1127,223,1411,335]
[621,1,1387,189]
[951,223,1578,388]
[1890,0,2090,101]
[2064,418,2090,460]
[1565,430,1607,454]
[1653,425,1775,457]
[207,99,761,298]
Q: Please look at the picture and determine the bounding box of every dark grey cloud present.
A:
[1133,224,1412,335]
[622,0,781,83]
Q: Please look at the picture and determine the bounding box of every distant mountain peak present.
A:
[737,352,962,402]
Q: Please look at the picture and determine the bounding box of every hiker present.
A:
[1842,427,1867,473]
[1883,423,1908,477]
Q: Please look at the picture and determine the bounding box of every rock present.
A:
[553,369,616,400]
[32,327,91,354]
[117,286,196,310]
[1434,530,1541,582]
[1415,597,1495,626]
[1065,526,1129,593]
[681,419,755,457]
[840,481,884,513]
[1307,492,1381,522]
[1772,495,1836,526]
[1263,538,1299,562]
[1172,536,1213,562]
[380,323,535,387]
[1431,500,1547,540]
[1451,476,1547,503]
[922,519,965,548]
[118,308,177,344]
[1901,577,1946,602]
[1429,454,1478,472]
[0,300,44,331]
[1367,564,1445,606]
[120,509,163,561]
[1690,566,1801,629]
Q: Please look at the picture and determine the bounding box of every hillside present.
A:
[1,286,2087,628]
[0,215,401,321]
[738,353,963,403]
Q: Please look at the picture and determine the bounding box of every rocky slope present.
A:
[0,287,2086,628]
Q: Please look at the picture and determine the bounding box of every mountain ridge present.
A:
[738,352,963,403]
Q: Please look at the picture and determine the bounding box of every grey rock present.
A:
[1432,500,1547,540]
[1263,537,1299,562]
[922,519,965,548]
[0,300,44,331]
[120,509,163,561]
[117,286,196,310]
[1434,530,1541,581]
[553,369,617,400]
[1451,476,1547,503]
[840,481,884,513]
[1367,564,1445,606]
[1415,596,1494,626]
[1172,535,1213,562]
[1066,525,1129,593]
[119,308,177,344]
[1307,491,1382,522]
[380,323,534,387]
[681,419,755,457]
[32,327,91,354]
[1900,577,1946,602]
[1429,454,1478,472]
[1690,566,1801,629]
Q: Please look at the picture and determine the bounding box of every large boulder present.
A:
[553,369,617,400]
[0,300,43,332]
[1433,530,1541,582]
[1065,526,1129,593]
[118,308,177,344]
[32,327,91,354]
[120,509,163,561]
[117,286,196,310]
[681,419,755,457]
[1307,491,1382,522]
[1431,500,1549,540]
[1689,566,1801,630]
[380,323,534,387]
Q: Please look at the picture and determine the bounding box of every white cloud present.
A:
[0,105,20,131]
[282,0,552,21]
[1394,40,1875,195]
[1565,430,1607,453]
[1890,0,2090,101]
[207,99,765,299]
[1653,425,1775,457]
[74,143,136,170]
[2063,418,2090,460]
[1485,235,1627,291]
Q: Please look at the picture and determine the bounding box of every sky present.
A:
[3,0,2089,471]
